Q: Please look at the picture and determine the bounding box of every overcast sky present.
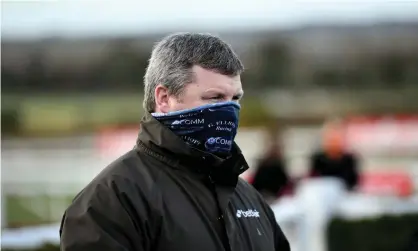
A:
[2,0,418,39]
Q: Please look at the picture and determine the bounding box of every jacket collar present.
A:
[136,112,249,185]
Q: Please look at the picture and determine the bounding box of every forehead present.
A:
[191,65,242,92]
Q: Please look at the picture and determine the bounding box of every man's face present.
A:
[323,127,345,157]
[154,65,243,113]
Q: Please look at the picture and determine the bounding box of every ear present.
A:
[154,84,170,113]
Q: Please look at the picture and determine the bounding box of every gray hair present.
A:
[143,32,244,112]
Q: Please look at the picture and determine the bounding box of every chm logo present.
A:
[236,209,260,218]
[205,137,232,146]
[207,137,216,144]
[204,137,233,152]
[171,119,204,125]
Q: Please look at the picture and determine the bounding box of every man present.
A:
[309,121,359,191]
[60,33,290,251]
[252,141,290,203]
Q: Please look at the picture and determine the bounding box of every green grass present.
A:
[2,92,274,136]
[5,195,75,227]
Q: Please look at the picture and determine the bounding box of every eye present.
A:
[207,94,224,101]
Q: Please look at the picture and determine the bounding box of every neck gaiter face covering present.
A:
[152,101,240,155]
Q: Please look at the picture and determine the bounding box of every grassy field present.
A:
[5,195,75,227]
[2,93,273,137]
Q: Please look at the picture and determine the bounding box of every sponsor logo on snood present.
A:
[171,119,205,126]
[204,137,233,152]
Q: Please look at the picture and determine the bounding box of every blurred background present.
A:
[1,1,418,251]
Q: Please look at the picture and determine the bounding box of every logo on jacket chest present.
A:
[236,209,260,218]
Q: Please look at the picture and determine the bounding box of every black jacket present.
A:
[252,157,289,197]
[310,151,359,191]
[59,113,290,251]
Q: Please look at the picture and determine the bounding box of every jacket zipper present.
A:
[208,175,232,251]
